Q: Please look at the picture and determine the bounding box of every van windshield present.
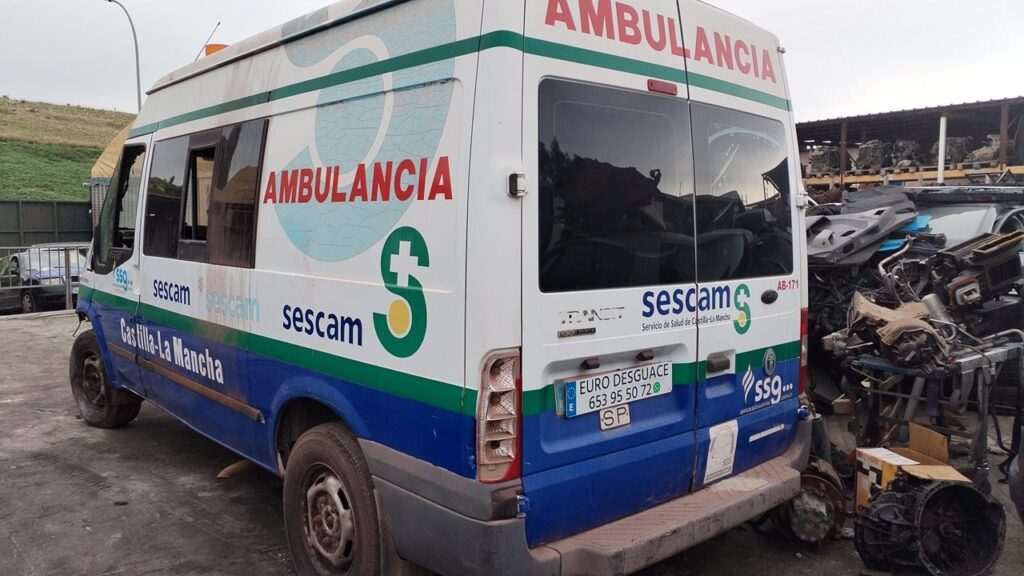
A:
[538,79,695,293]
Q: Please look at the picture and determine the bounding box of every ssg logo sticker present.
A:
[374,227,429,358]
[114,268,132,293]
[741,347,794,413]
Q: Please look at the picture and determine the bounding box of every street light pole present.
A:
[105,0,142,113]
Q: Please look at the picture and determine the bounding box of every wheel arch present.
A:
[269,382,369,475]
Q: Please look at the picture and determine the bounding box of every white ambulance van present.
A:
[73,1,812,574]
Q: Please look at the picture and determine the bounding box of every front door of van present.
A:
[86,140,150,398]
[134,126,263,461]
[519,2,701,546]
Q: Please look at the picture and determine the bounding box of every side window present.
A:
[140,120,265,268]
[94,145,147,274]
[538,79,695,293]
[144,136,188,258]
[178,146,216,263]
[692,104,793,281]
[208,120,266,268]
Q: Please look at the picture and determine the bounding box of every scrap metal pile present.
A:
[807,187,1024,392]
[803,185,1021,575]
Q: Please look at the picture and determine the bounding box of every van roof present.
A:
[150,0,404,94]
[150,0,780,96]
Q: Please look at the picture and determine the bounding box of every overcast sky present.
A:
[1,0,1021,122]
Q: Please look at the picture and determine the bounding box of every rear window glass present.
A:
[918,204,995,247]
[538,79,695,293]
[692,104,793,281]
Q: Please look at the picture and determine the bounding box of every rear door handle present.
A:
[706,352,731,373]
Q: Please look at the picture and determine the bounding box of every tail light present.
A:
[477,349,521,483]
[799,308,809,395]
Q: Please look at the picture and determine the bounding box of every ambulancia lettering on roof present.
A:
[543,0,778,84]
[262,156,453,204]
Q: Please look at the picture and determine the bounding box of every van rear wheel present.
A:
[69,330,142,428]
[284,423,381,576]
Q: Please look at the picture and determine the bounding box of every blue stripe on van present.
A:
[86,299,477,479]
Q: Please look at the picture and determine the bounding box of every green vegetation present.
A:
[0,97,135,201]
[0,141,100,201]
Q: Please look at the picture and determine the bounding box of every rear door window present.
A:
[538,79,695,293]
[691,104,792,281]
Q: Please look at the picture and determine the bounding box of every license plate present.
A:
[599,404,631,431]
[565,362,672,418]
[72,286,79,295]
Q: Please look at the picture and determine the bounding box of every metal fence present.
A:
[0,201,93,247]
[0,244,90,314]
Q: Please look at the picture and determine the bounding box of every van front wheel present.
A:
[69,330,142,428]
[284,423,381,576]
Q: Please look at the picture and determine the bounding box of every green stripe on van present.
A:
[82,287,474,416]
[696,340,801,381]
[84,286,799,419]
[128,30,790,139]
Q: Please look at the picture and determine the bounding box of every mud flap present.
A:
[376,489,431,576]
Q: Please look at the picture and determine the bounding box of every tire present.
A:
[20,291,35,314]
[69,330,142,429]
[284,423,381,576]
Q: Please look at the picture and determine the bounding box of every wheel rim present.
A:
[21,293,33,313]
[79,353,107,409]
[303,466,356,573]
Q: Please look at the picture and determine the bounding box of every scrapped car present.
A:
[909,186,1024,251]
[0,244,86,314]
[805,186,1024,412]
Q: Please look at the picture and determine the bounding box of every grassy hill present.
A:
[0,97,135,201]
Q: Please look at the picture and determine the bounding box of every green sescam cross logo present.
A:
[733,283,752,335]
[373,227,430,358]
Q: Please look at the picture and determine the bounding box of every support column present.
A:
[937,114,948,184]
[999,104,1010,168]
[839,122,848,186]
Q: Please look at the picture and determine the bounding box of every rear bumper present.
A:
[368,417,811,576]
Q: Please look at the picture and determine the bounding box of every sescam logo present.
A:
[740,347,794,414]
[641,282,752,333]
[373,227,429,358]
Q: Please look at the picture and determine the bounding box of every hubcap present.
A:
[22,294,32,312]
[304,469,355,571]
[80,354,107,408]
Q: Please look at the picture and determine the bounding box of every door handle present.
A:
[761,289,779,304]
[706,352,731,373]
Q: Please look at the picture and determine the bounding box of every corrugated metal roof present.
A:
[798,96,1024,128]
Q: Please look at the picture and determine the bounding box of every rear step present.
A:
[543,419,811,576]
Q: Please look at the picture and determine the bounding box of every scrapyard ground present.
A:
[1,312,1020,576]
